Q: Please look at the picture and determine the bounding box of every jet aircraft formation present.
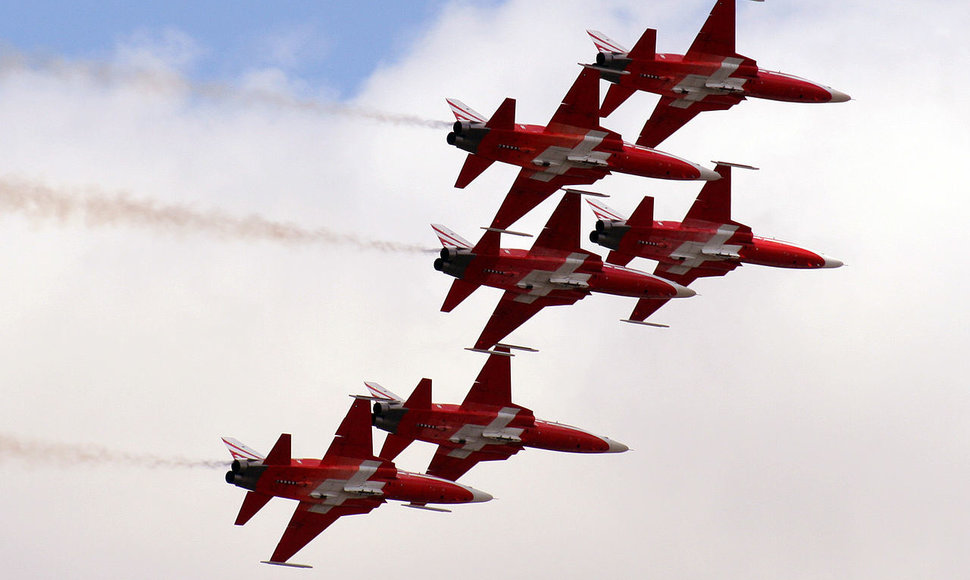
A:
[224,0,847,567]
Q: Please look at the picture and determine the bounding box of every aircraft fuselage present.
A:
[373,403,626,454]
[437,248,694,301]
[450,122,715,182]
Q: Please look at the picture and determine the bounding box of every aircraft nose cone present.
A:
[673,284,696,298]
[696,165,721,181]
[827,88,851,103]
[603,437,629,453]
[466,486,493,503]
[821,254,844,268]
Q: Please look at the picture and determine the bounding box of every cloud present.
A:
[0,0,967,578]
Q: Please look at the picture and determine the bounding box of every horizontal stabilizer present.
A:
[626,196,655,228]
[263,434,292,466]
[486,98,516,130]
[442,279,480,313]
[465,347,514,357]
[235,491,273,526]
[379,432,414,461]
[627,28,657,60]
[404,378,433,409]
[455,153,495,189]
[601,83,638,118]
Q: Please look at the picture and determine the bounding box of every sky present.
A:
[1,0,968,578]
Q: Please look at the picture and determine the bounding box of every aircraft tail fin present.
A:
[364,381,404,403]
[587,29,629,53]
[446,98,487,123]
[431,224,473,249]
[454,153,495,188]
[586,197,628,223]
[222,437,265,461]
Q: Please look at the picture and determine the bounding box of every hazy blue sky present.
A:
[0,0,480,95]
[1,1,968,578]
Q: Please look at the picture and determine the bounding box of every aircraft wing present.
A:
[627,259,737,323]
[473,290,582,351]
[546,67,604,133]
[530,190,584,255]
[461,345,514,408]
[491,169,601,230]
[267,501,377,566]
[426,443,521,482]
[636,95,739,148]
[685,0,738,60]
[656,259,737,287]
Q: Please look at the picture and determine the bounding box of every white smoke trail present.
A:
[0,178,429,252]
[0,49,452,129]
[0,433,226,470]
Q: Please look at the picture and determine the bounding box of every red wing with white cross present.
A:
[587,0,850,147]
[446,67,717,228]
[222,399,492,568]
[587,163,841,324]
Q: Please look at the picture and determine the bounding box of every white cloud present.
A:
[0,0,967,577]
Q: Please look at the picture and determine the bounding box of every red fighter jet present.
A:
[587,0,851,148]
[222,399,491,568]
[432,190,696,350]
[446,66,719,230]
[358,345,629,482]
[587,162,843,325]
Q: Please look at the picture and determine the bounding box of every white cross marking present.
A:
[666,225,743,275]
[529,130,610,182]
[447,407,525,459]
[308,460,386,514]
[513,252,592,303]
[671,57,746,108]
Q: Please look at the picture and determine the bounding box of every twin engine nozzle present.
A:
[595,51,632,69]
[434,246,473,277]
[446,121,489,153]
[225,458,266,491]
[589,219,628,249]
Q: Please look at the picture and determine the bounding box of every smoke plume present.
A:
[0,49,452,129]
[0,433,226,469]
[0,178,428,252]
